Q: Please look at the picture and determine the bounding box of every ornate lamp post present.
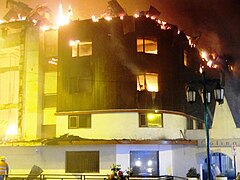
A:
[186,71,224,180]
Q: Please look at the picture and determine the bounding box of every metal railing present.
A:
[6,174,187,180]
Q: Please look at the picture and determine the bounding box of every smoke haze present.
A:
[1,0,240,65]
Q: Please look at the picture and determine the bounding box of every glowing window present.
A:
[137,37,158,54]
[137,73,158,92]
[139,113,163,127]
[184,50,188,66]
[70,40,92,57]
[130,151,159,176]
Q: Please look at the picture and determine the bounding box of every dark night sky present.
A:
[1,0,240,74]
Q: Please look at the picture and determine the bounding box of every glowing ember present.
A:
[207,60,213,67]
[48,58,58,65]
[92,15,99,22]
[40,25,50,31]
[134,13,139,18]
[186,36,196,47]
[201,51,208,60]
[104,16,112,21]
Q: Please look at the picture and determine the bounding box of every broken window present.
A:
[137,37,158,54]
[137,73,158,92]
[139,113,163,127]
[70,40,92,57]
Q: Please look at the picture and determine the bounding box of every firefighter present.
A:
[0,156,8,180]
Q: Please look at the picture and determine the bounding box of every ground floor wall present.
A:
[0,144,238,178]
[0,144,173,175]
[172,145,238,179]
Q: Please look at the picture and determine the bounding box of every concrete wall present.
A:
[23,27,43,140]
[0,143,239,178]
[0,144,175,176]
[56,112,188,140]
[0,145,116,174]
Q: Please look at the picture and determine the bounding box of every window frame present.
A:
[137,36,158,54]
[68,115,91,129]
[137,73,159,92]
[66,151,99,173]
[139,113,163,128]
[130,151,159,176]
[68,116,79,129]
[70,40,92,58]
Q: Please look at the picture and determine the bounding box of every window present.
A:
[70,40,92,57]
[130,151,159,176]
[137,73,158,92]
[139,113,163,127]
[66,151,99,173]
[202,153,234,180]
[69,76,92,93]
[68,116,79,129]
[137,37,158,54]
[79,114,91,128]
[44,29,58,57]
[184,50,188,66]
[68,115,91,129]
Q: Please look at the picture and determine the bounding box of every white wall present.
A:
[0,145,116,174]
[1,143,239,178]
[172,145,204,177]
[115,144,173,176]
[0,144,175,176]
[56,112,188,140]
[0,145,172,175]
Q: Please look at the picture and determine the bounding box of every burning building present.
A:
[0,0,238,179]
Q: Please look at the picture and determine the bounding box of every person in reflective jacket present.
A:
[0,156,8,180]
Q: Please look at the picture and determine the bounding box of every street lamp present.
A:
[186,71,224,180]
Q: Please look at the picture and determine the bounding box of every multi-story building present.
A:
[0,1,239,179]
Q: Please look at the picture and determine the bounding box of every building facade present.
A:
[0,2,239,179]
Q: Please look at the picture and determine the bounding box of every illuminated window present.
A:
[184,50,188,66]
[137,73,158,92]
[137,37,158,54]
[68,115,91,129]
[139,113,163,127]
[66,151,99,173]
[70,40,92,57]
[130,151,159,176]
